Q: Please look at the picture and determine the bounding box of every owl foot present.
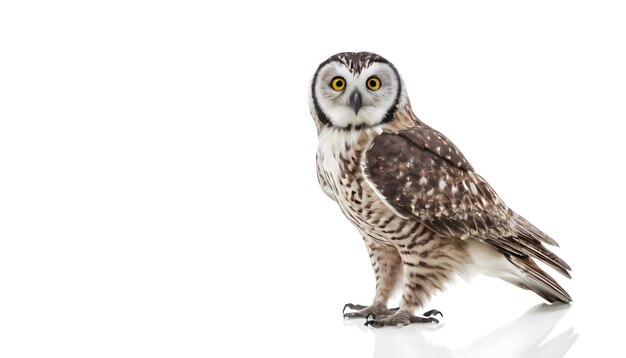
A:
[422,309,443,318]
[342,302,399,319]
[364,310,441,328]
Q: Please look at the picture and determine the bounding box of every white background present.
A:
[1,1,625,357]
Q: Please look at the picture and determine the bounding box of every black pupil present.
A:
[336,80,343,87]
[369,80,377,87]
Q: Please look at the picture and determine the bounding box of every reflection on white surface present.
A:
[346,304,576,358]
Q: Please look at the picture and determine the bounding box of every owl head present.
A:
[309,52,409,131]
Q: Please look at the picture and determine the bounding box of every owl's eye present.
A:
[330,77,346,91]
[367,76,381,91]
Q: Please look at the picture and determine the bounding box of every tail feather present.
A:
[513,235,572,278]
[467,240,572,304]
[511,211,558,246]
[507,255,572,303]
[506,211,572,278]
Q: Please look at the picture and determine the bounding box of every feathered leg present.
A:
[343,235,403,319]
[365,233,467,327]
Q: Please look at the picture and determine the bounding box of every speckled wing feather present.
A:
[364,125,572,279]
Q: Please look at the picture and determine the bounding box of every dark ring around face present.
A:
[311,52,402,128]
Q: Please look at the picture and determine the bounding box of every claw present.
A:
[423,309,443,318]
[342,303,367,314]
[343,312,362,319]
[410,316,439,324]
[364,319,381,328]
[364,313,376,326]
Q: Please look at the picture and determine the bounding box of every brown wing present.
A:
[364,125,571,279]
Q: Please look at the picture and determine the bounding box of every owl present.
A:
[309,52,571,327]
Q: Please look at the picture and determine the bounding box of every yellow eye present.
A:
[330,77,346,91]
[366,76,381,91]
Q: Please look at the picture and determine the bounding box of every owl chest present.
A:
[317,142,392,238]
[322,150,366,206]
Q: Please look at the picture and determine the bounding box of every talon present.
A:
[423,309,443,318]
[342,303,367,315]
[364,320,380,328]
[409,315,440,324]
[364,313,377,327]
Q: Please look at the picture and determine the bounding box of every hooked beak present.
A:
[349,91,362,115]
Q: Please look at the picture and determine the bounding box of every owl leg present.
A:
[362,271,442,327]
[343,236,403,319]
[364,236,456,327]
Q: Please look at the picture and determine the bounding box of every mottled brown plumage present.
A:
[309,52,572,327]
[364,117,571,302]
